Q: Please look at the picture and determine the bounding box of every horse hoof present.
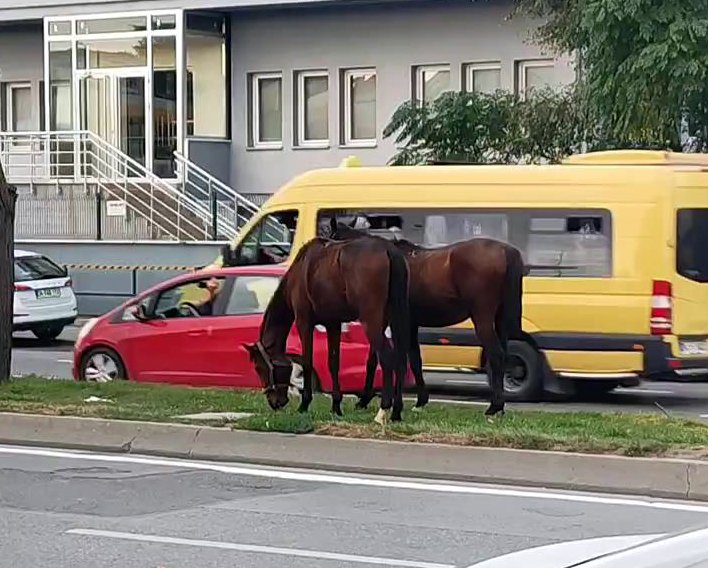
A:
[332,405,343,417]
[411,406,423,413]
[484,404,505,417]
[374,408,390,426]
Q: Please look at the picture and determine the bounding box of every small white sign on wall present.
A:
[106,200,127,217]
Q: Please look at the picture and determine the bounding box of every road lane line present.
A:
[617,388,674,395]
[3,446,708,513]
[57,359,73,363]
[66,529,454,568]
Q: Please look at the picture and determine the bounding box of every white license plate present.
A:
[679,340,707,356]
[35,288,61,300]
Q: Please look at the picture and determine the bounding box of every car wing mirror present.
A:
[130,303,151,322]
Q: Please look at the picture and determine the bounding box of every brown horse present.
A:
[332,222,526,417]
[232,235,412,423]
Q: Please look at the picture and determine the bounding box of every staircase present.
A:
[0,130,260,241]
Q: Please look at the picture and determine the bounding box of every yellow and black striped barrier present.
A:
[65,263,198,272]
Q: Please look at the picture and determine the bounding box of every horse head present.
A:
[244,342,293,410]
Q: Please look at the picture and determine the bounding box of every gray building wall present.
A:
[230,0,576,195]
[0,22,44,131]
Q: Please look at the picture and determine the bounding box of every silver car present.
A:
[468,524,708,567]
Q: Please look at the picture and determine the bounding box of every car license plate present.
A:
[679,340,707,356]
[35,287,61,300]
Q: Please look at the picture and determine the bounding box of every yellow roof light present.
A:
[340,155,362,168]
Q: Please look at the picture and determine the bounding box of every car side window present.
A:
[224,275,281,315]
[121,296,152,322]
[152,276,226,319]
[236,210,299,266]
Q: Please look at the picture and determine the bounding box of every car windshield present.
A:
[14,255,66,282]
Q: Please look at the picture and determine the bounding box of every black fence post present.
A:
[211,193,218,241]
[95,190,103,241]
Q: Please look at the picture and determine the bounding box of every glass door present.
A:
[79,69,150,172]
[117,74,147,167]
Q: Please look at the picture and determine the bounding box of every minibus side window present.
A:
[677,209,708,283]
[236,210,299,266]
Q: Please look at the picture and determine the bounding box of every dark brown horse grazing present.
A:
[332,222,526,417]
[233,235,412,423]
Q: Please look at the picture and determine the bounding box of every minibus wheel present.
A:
[498,340,543,402]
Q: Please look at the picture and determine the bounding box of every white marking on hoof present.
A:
[374,408,389,426]
[412,406,423,413]
[289,363,304,390]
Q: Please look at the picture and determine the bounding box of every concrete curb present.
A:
[0,412,706,501]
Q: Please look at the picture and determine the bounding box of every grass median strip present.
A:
[1,377,707,458]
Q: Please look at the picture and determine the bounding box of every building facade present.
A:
[0,0,575,199]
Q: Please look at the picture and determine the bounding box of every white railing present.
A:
[173,151,260,240]
[0,130,240,241]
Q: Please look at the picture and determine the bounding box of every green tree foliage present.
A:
[383,87,586,165]
[514,0,708,151]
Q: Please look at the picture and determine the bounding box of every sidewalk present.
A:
[0,412,706,502]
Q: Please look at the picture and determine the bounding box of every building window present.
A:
[296,71,329,147]
[414,65,450,104]
[342,68,377,146]
[464,63,501,94]
[7,83,33,132]
[517,59,556,98]
[249,73,283,148]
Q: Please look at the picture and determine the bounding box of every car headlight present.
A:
[77,318,98,343]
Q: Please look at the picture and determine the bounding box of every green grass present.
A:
[1,376,707,458]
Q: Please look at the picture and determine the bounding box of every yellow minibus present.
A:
[212,150,708,400]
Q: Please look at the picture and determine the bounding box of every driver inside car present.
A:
[192,277,222,316]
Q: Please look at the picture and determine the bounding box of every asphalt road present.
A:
[10,325,708,421]
[1,445,708,568]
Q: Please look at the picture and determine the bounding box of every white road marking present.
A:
[2,446,708,514]
[57,359,73,364]
[66,529,454,568]
[440,380,488,386]
[700,414,708,419]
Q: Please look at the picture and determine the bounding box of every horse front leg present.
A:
[326,324,343,417]
[355,346,378,410]
[296,319,315,414]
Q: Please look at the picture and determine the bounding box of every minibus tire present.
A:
[498,340,544,402]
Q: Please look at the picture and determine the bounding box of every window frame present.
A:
[250,71,283,150]
[414,64,451,104]
[7,82,33,133]
[464,62,502,94]
[296,69,329,148]
[516,59,555,99]
[342,67,377,148]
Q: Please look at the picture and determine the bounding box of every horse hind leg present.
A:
[476,316,505,418]
[409,326,429,411]
[326,324,343,417]
[356,346,378,410]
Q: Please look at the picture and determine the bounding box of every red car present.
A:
[73,265,389,393]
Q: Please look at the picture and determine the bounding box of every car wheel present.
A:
[574,380,619,399]
[80,348,127,383]
[487,340,544,402]
[32,325,64,342]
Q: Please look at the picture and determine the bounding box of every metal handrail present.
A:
[0,130,250,241]
[173,150,260,240]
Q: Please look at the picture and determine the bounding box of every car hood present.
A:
[467,533,663,568]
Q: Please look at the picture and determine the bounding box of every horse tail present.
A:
[386,246,410,373]
[500,245,525,340]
